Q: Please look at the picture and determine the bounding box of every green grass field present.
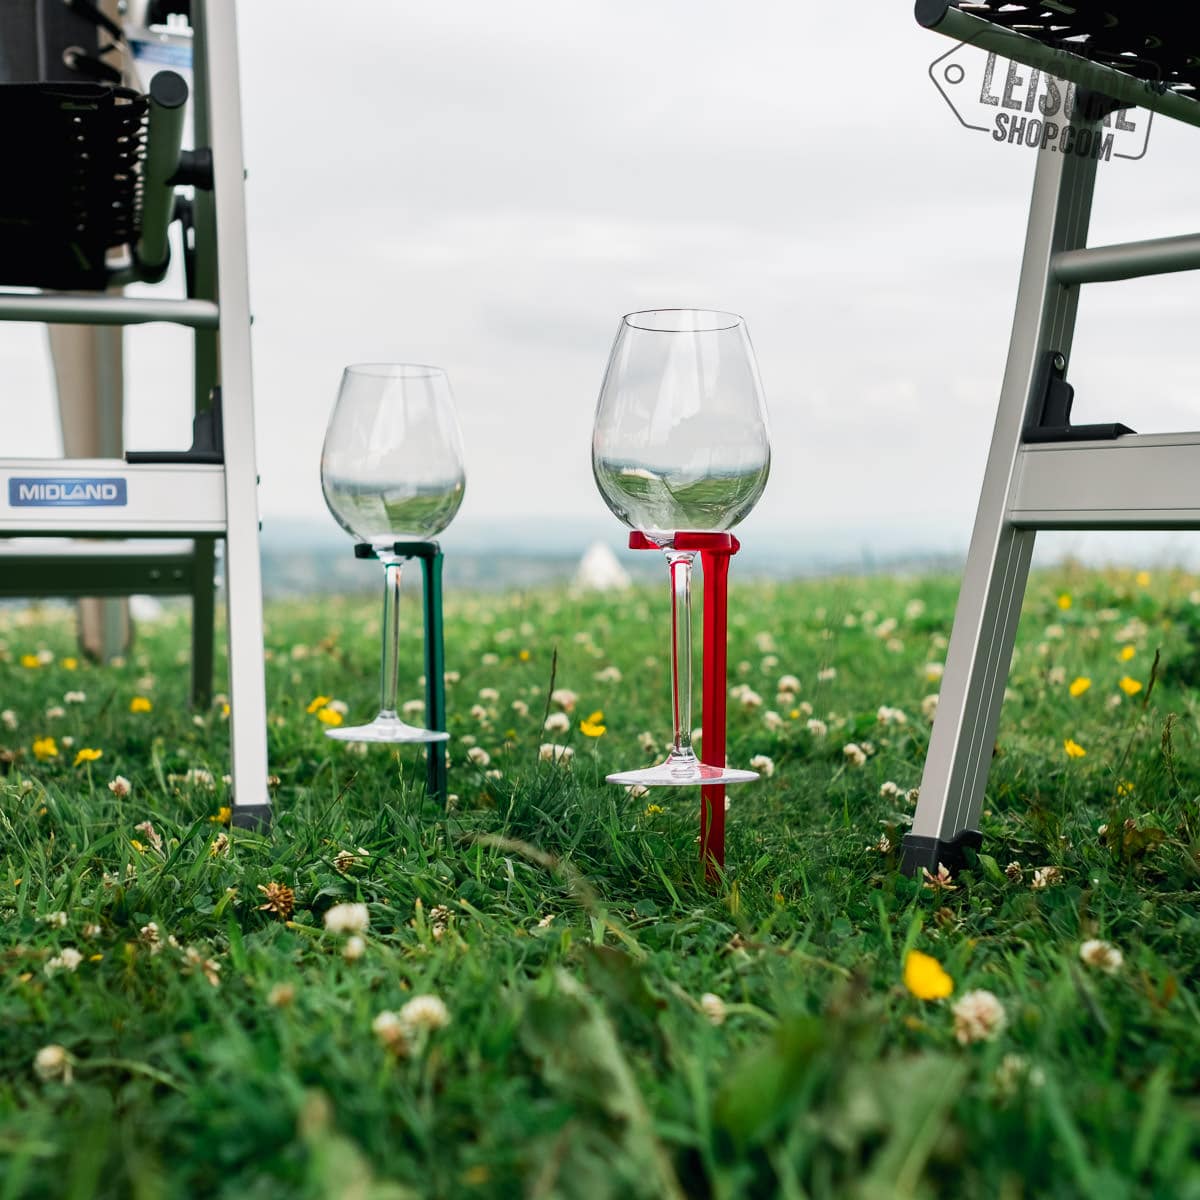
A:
[2,565,1199,1199]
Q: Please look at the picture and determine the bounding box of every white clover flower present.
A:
[1079,939,1123,974]
[924,662,945,682]
[45,947,83,976]
[817,667,837,682]
[327,699,349,716]
[33,1044,73,1083]
[481,652,500,666]
[700,992,727,1025]
[1031,866,1063,889]
[539,743,574,764]
[761,654,778,670]
[107,775,131,798]
[485,768,503,780]
[879,780,902,799]
[536,912,555,928]
[777,674,801,694]
[594,665,622,683]
[762,710,785,732]
[41,911,68,928]
[874,617,898,639]
[372,1010,406,1047]
[469,704,489,722]
[638,730,658,754]
[36,649,54,665]
[738,689,763,710]
[921,693,940,719]
[510,699,529,717]
[952,990,1007,1045]
[905,598,926,620]
[624,783,649,799]
[478,687,500,703]
[1,709,16,731]
[63,691,86,705]
[842,743,866,767]
[843,614,858,628]
[45,706,65,720]
[401,699,425,718]
[443,671,461,685]
[550,688,578,712]
[994,1053,1044,1097]
[466,746,491,767]
[877,705,908,726]
[543,712,570,734]
[342,935,366,962]
[267,982,295,1007]
[806,718,828,737]
[400,993,451,1032]
[324,903,370,935]
[754,632,775,653]
[749,754,775,777]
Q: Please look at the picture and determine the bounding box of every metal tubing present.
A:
[421,551,448,804]
[917,5,1200,131]
[1053,232,1200,285]
[905,111,1102,865]
[137,70,190,281]
[0,293,218,328]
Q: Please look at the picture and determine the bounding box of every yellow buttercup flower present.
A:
[1057,593,1072,610]
[1135,570,1151,587]
[32,736,59,761]
[317,707,343,727]
[306,695,332,714]
[903,949,953,1000]
[645,804,664,815]
[62,657,78,671]
[129,696,152,714]
[1068,677,1091,698]
[20,654,39,669]
[579,710,606,738]
[210,806,232,825]
[1117,780,1134,797]
[1118,676,1142,696]
[73,747,103,766]
[519,649,531,662]
[1119,645,1136,662]
[1064,738,1086,759]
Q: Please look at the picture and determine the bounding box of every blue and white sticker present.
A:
[9,478,128,507]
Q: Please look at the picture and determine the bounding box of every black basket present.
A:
[0,82,147,290]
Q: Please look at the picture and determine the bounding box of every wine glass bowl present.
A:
[319,364,465,745]
[592,309,770,542]
[591,309,770,788]
[321,363,466,548]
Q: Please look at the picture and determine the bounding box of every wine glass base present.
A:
[606,757,758,788]
[325,715,449,744]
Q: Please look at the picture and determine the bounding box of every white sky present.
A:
[2,0,1198,559]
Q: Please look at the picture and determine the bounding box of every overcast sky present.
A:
[2,0,1198,560]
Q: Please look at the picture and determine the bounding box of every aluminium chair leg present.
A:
[901,106,1105,875]
[190,536,217,708]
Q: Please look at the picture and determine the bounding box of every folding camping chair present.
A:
[902,2,1200,874]
[0,0,271,827]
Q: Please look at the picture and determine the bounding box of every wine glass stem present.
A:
[380,558,404,718]
[667,550,696,759]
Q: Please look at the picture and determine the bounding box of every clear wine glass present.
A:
[320,363,466,743]
[592,309,770,787]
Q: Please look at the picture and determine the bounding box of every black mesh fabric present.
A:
[0,83,147,289]
[948,3,1200,100]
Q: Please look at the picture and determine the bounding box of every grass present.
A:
[1,564,1199,1199]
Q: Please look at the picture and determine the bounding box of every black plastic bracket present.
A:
[230,803,272,831]
[126,387,224,465]
[899,829,983,876]
[169,146,213,190]
[354,540,442,561]
[1023,350,1135,444]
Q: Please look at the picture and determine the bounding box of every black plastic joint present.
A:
[355,541,442,561]
[230,804,273,831]
[899,829,983,877]
[914,0,951,28]
[149,69,189,110]
[169,147,214,190]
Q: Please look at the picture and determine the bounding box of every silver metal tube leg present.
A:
[902,103,1103,874]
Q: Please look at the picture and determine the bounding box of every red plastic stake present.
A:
[628,531,741,878]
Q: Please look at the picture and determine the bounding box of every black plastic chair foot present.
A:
[230,803,272,831]
[899,829,983,877]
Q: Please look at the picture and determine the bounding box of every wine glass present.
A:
[592,309,770,787]
[320,363,466,743]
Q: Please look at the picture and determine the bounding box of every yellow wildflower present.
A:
[1068,677,1091,698]
[129,696,152,714]
[1057,593,1072,610]
[1064,738,1086,759]
[20,654,39,669]
[131,839,146,852]
[220,702,231,719]
[306,695,331,714]
[579,710,606,738]
[63,657,78,671]
[645,804,664,815]
[32,736,58,761]
[210,806,232,825]
[1116,780,1134,797]
[1135,570,1151,587]
[1119,645,1136,662]
[73,747,103,766]
[519,649,531,662]
[317,707,343,727]
[903,949,954,1000]
[1118,676,1142,696]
